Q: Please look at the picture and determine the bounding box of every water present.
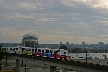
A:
[68,53,108,59]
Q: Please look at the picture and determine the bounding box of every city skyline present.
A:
[0,0,108,44]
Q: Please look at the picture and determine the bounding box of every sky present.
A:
[0,0,108,44]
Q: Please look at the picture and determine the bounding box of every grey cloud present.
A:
[0,0,108,43]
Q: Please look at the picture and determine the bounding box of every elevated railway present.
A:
[9,53,108,72]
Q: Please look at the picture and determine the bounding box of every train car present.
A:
[4,46,71,61]
[2,46,20,54]
[34,48,70,61]
[20,47,36,55]
[35,48,49,57]
[35,48,59,58]
[50,49,71,61]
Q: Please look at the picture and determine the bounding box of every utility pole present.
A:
[5,51,7,66]
[86,52,87,63]
[44,64,46,70]
[24,61,27,72]
[22,60,23,66]
[24,65,26,72]
[16,59,20,72]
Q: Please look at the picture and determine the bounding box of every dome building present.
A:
[22,33,38,48]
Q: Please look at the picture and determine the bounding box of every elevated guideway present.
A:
[9,54,108,72]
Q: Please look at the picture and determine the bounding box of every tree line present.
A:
[0,45,7,71]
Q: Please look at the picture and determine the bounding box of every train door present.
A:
[42,49,46,57]
[36,49,41,56]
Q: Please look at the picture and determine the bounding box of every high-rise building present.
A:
[66,42,69,46]
[98,42,105,48]
[82,42,85,45]
[60,42,62,45]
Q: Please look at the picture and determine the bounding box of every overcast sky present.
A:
[0,0,108,44]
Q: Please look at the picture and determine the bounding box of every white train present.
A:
[2,46,71,61]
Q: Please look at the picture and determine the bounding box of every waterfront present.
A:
[69,53,108,59]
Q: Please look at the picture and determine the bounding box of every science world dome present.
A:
[22,33,38,48]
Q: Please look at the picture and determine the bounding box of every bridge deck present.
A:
[9,54,108,72]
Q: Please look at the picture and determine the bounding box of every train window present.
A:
[42,50,44,53]
[38,49,41,52]
[35,49,37,52]
[54,51,56,54]
[32,49,34,52]
[52,51,54,54]
[64,52,66,54]
[10,48,12,50]
[46,50,49,53]
[29,49,31,51]
[4,48,6,50]
[21,48,24,51]
[50,50,52,54]
[16,48,18,50]
[7,48,8,50]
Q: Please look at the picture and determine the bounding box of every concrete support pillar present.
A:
[22,60,23,66]
[16,59,20,72]
[50,66,56,72]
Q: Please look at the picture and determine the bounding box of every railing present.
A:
[8,53,108,71]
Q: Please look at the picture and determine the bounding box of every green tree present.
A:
[0,45,6,71]
[71,48,82,53]
[60,44,67,50]
[68,48,74,53]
